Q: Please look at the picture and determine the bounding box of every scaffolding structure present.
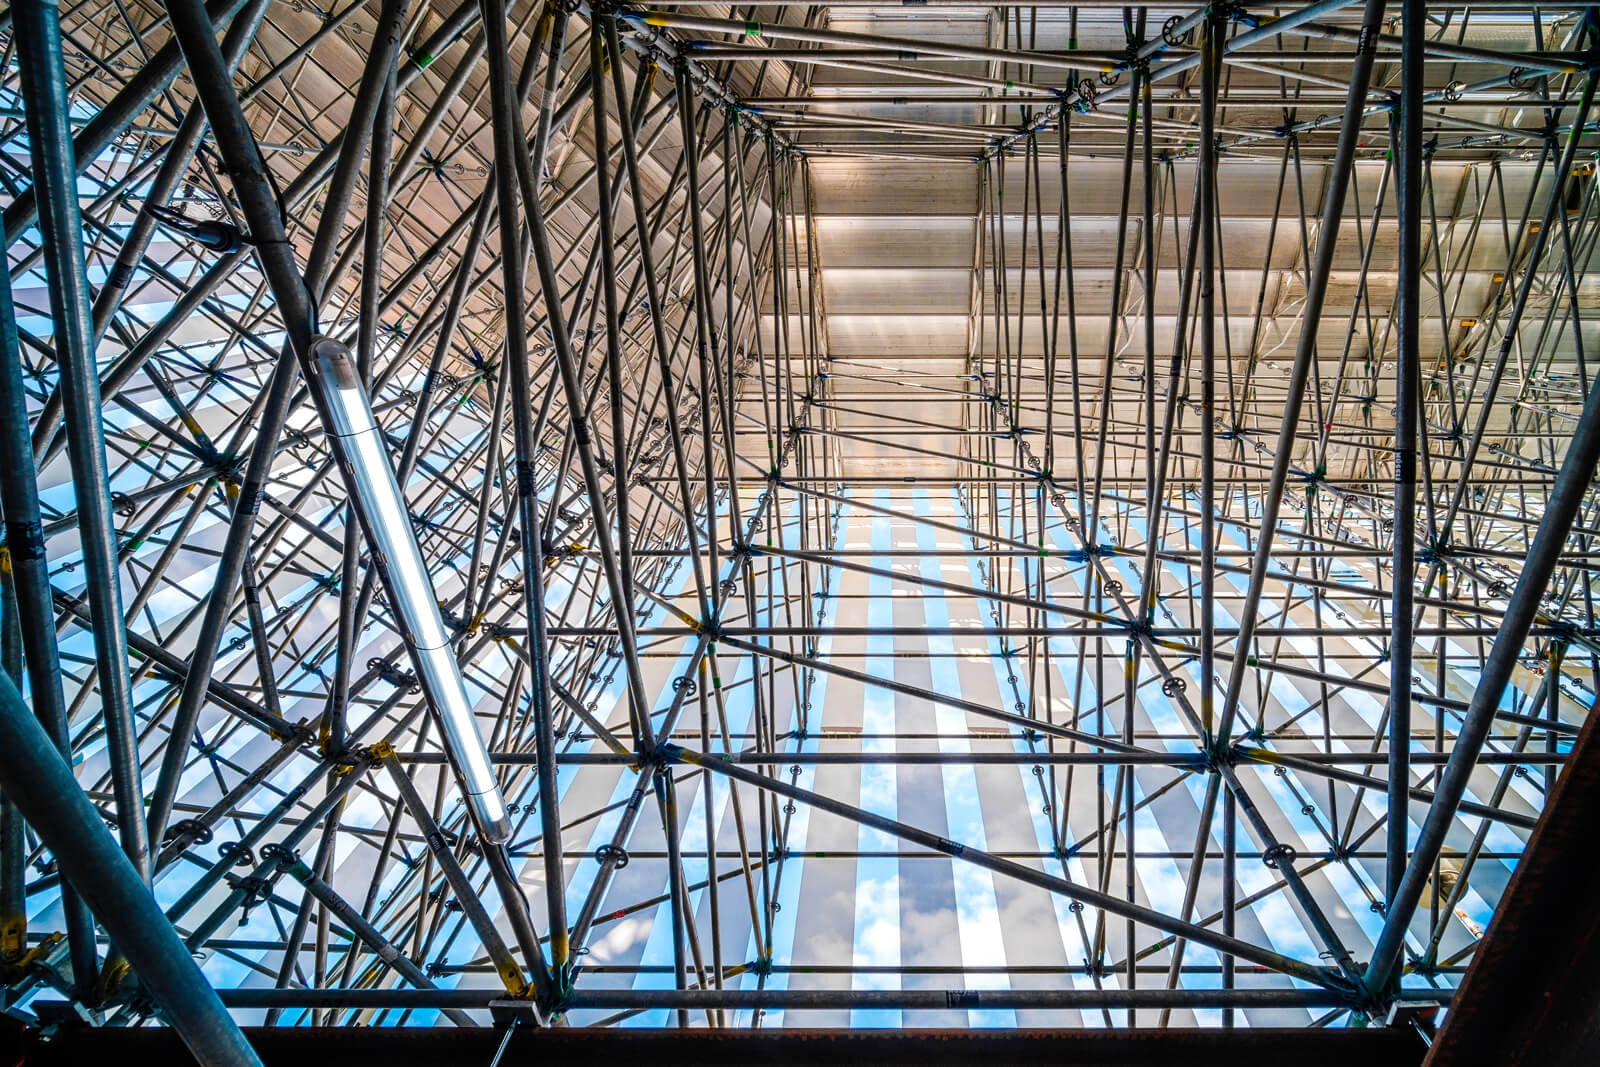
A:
[1,0,1598,1057]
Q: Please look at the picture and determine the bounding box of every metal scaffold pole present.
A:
[1,0,1598,1050]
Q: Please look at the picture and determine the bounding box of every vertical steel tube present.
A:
[676,60,727,617]
[0,217,98,989]
[1213,0,1388,744]
[504,16,654,753]
[606,19,712,622]
[14,0,151,880]
[654,772,691,1028]
[1199,7,1220,745]
[0,566,23,968]
[477,0,569,976]
[588,12,642,746]
[1365,72,1600,1009]
[1387,0,1423,912]
[1141,51,1157,535]
[1085,51,1140,544]
[1222,786,1236,1027]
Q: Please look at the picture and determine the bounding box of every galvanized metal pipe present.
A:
[14,0,152,880]
[0,671,260,1066]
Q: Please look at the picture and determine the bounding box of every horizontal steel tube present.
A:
[214,986,1445,1010]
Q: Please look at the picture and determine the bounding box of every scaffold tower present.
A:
[1,0,1599,1061]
